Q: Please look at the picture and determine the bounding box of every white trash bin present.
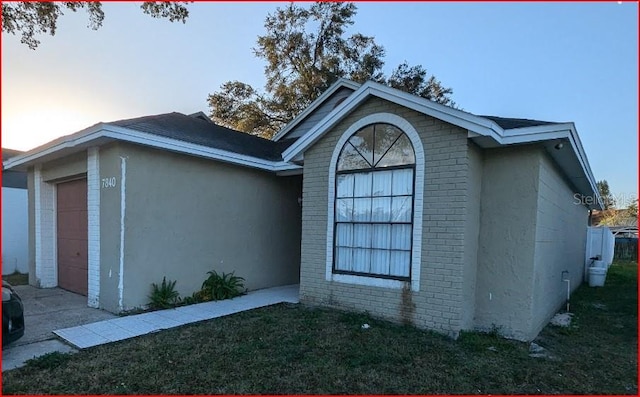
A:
[588,266,607,287]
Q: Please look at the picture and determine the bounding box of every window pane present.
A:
[391,196,412,222]
[353,198,371,222]
[371,197,391,222]
[353,172,372,197]
[349,125,374,166]
[376,134,415,167]
[391,224,411,250]
[338,143,369,171]
[335,247,353,271]
[371,224,391,249]
[373,124,402,165]
[335,223,353,247]
[390,251,410,277]
[371,249,390,275]
[336,174,354,198]
[336,198,353,221]
[392,169,413,196]
[372,171,392,196]
[353,248,372,273]
[353,224,372,248]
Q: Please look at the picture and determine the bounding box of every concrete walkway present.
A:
[54,284,299,349]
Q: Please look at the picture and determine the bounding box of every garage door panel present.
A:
[57,179,88,296]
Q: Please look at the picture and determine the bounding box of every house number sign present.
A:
[101,177,117,188]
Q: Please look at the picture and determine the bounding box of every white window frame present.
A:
[326,113,424,291]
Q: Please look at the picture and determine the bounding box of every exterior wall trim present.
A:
[87,147,100,307]
[325,112,425,292]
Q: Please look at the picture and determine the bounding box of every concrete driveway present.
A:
[2,286,116,371]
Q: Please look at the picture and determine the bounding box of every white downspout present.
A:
[118,156,127,310]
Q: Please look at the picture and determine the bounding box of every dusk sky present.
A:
[2,2,637,202]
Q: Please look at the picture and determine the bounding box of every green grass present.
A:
[2,272,28,286]
[2,263,637,394]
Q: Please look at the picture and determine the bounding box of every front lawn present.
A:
[3,262,637,394]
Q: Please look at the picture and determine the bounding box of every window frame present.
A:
[332,158,416,281]
[325,112,424,292]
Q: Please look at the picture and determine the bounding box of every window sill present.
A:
[330,273,418,291]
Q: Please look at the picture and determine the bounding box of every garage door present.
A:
[57,178,88,296]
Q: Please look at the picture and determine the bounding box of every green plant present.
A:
[148,277,180,309]
[201,271,246,301]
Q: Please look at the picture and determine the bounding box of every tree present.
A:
[2,2,191,50]
[208,2,454,139]
[596,180,615,210]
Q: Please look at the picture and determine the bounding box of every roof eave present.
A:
[282,80,601,209]
[2,123,303,174]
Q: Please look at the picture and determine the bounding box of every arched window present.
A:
[334,123,415,280]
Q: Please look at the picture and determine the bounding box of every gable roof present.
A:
[3,112,300,173]
[282,79,601,209]
[271,78,360,141]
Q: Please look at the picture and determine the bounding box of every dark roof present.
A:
[108,112,296,161]
[478,115,559,130]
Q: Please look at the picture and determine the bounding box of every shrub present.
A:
[149,277,180,309]
[201,271,246,301]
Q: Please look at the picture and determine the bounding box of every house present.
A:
[2,148,29,275]
[2,79,602,340]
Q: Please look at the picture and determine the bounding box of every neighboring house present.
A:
[2,79,602,341]
[2,148,29,275]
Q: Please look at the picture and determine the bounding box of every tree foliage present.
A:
[208,2,454,138]
[596,180,615,210]
[2,1,191,49]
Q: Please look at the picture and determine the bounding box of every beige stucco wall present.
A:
[98,143,125,312]
[475,146,540,340]
[461,143,483,329]
[474,145,588,341]
[529,152,588,337]
[116,143,302,310]
[40,152,87,182]
[299,97,480,337]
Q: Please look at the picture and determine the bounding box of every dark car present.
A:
[2,280,24,347]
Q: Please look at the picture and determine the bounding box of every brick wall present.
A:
[299,97,478,336]
[87,147,101,308]
[32,165,57,288]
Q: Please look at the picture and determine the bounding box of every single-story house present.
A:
[2,148,29,275]
[3,79,602,340]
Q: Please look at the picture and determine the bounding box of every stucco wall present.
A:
[474,146,540,340]
[530,152,588,337]
[116,143,302,310]
[98,143,125,312]
[299,96,478,336]
[41,152,87,182]
[461,143,483,329]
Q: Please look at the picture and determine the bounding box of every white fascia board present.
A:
[272,78,361,142]
[2,123,107,169]
[3,123,302,174]
[283,81,504,162]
